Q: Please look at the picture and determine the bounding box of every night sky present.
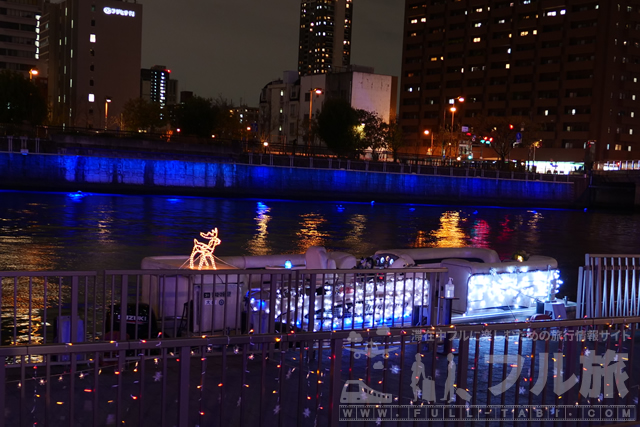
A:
[141,0,404,107]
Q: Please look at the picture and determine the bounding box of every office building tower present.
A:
[298,0,352,76]
[41,0,142,128]
[399,0,640,161]
[141,65,177,118]
[0,0,40,77]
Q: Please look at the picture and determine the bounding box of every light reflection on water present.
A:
[1,190,639,331]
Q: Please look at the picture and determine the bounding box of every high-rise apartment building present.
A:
[141,65,177,118]
[0,0,40,77]
[41,0,142,128]
[399,0,640,161]
[298,0,353,76]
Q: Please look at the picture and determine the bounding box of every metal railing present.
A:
[0,317,637,426]
[239,152,581,183]
[1,268,445,349]
[577,255,640,318]
[0,271,98,348]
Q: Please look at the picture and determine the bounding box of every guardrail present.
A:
[577,255,640,318]
[239,152,581,183]
[1,268,445,350]
[0,317,637,426]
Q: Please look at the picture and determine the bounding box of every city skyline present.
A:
[141,0,404,106]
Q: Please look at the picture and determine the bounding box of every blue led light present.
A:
[284,260,293,269]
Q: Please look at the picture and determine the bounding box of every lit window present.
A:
[88,94,95,103]
[615,144,622,150]
[630,129,634,135]
[475,8,483,12]
[570,109,576,115]
[632,112,635,118]
[474,22,482,28]
[505,64,510,69]
[420,17,426,22]
[520,31,529,36]
[430,56,438,61]
[533,30,538,35]
[410,19,417,24]
[473,37,481,43]
[90,34,96,43]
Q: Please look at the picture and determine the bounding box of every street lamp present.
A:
[308,88,323,154]
[441,96,464,159]
[29,68,38,81]
[424,129,433,155]
[104,97,112,131]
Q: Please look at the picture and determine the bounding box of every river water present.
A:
[1,190,639,299]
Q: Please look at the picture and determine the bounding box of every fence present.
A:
[0,268,445,350]
[239,152,581,183]
[0,317,637,426]
[577,255,640,318]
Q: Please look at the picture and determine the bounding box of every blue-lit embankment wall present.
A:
[0,153,579,206]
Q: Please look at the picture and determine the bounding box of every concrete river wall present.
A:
[0,153,582,207]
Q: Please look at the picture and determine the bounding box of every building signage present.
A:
[103,7,135,17]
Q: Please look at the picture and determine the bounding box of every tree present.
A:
[211,96,243,139]
[316,98,361,157]
[122,97,165,132]
[171,96,215,138]
[385,119,405,162]
[471,115,541,164]
[356,110,387,160]
[0,70,47,126]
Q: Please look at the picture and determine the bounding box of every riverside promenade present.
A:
[0,149,586,208]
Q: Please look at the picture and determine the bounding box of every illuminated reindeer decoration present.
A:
[189,228,222,270]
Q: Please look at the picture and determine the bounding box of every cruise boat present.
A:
[141,244,563,333]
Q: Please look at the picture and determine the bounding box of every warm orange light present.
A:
[247,126,251,131]
[458,97,465,102]
[450,107,457,113]
[189,228,221,270]
[314,88,323,95]
[424,130,430,135]
[30,69,39,76]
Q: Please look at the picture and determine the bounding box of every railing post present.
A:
[71,276,79,343]
[178,346,191,427]
[456,331,470,427]
[365,161,369,171]
[0,359,4,427]
[328,336,343,426]
[310,157,313,168]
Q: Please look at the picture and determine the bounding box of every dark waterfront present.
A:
[0,190,638,299]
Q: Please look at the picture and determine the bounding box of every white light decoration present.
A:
[248,274,429,332]
[467,269,560,310]
[189,228,221,270]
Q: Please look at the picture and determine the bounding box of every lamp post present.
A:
[308,87,323,154]
[441,96,464,159]
[424,129,433,155]
[29,68,38,81]
[104,97,112,131]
